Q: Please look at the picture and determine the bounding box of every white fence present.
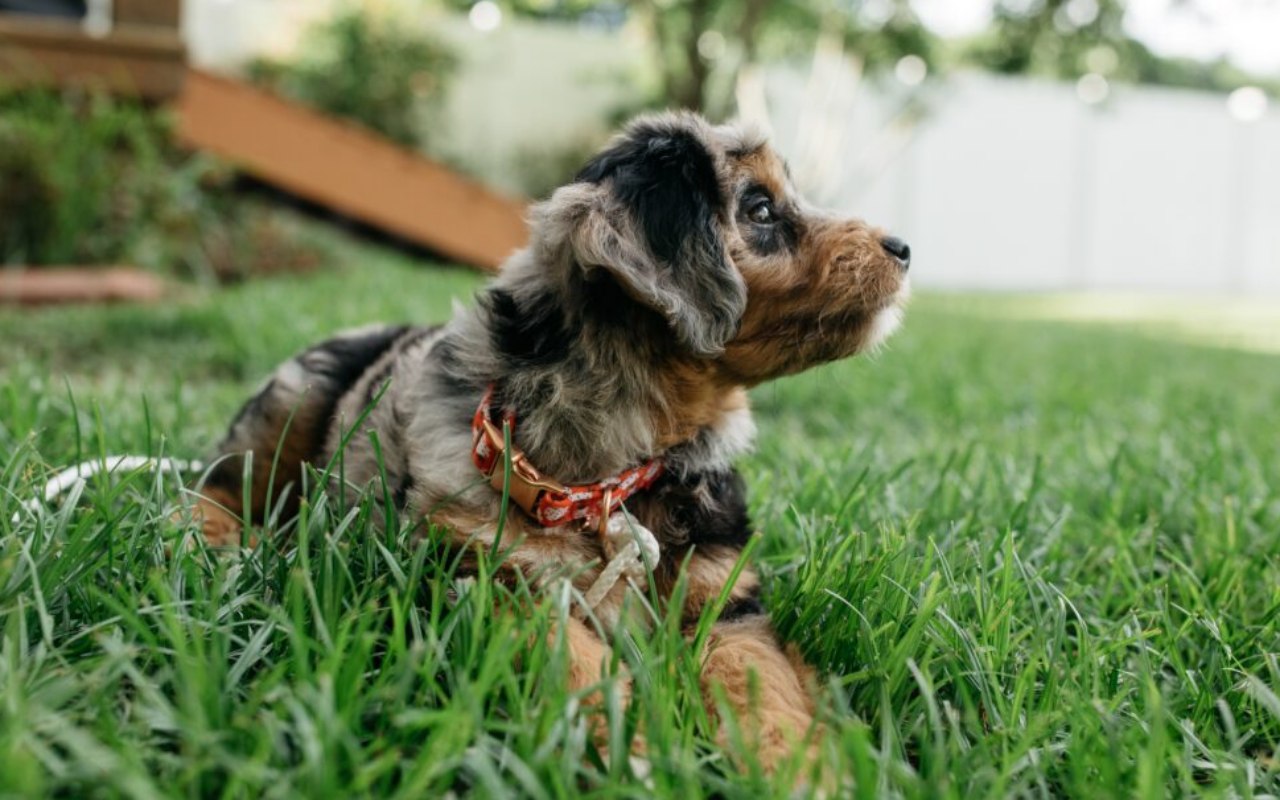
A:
[766,71,1280,293]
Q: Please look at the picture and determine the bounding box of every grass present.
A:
[2,246,1279,798]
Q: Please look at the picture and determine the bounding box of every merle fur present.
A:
[576,122,725,266]
[483,287,571,369]
[574,119,746,357]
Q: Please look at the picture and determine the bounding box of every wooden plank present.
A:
[114,0,181,28]
[0,267,166,306]
[0,17,182,53]
[175,69,528,272]
[0,16,185,98]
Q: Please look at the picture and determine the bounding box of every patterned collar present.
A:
[470,385,665,528]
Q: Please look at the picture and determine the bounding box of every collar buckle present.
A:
[477,417,567,515]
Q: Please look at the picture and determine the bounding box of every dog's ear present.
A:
[572,116,746,357]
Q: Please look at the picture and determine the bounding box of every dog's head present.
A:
[531,111,910,385]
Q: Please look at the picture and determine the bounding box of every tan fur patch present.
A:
[654,546,760,622]
[208,402,328,528]
[721,219,903,383]
[554,615,631,756]
[189,486,249,547]
[651,364,748,448]
[425,505,603,589]
[700,616,822,775]
[731,147,789,200]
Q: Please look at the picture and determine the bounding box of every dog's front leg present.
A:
[700,615,824,778]
[547,611,648,774]
[554,613,621,699]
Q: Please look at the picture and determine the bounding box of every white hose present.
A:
[10,455,205,524]
[11,458,660,614]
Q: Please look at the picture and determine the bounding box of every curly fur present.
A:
[189,111,910,779]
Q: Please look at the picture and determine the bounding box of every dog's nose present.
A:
[881,236,911,270]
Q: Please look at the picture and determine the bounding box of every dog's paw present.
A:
[180,492,246,544]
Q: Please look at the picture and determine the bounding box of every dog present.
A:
[190,111,911,775]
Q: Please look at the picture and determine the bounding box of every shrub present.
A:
[505,133,609,200]
[247,9,457,150]
[0,89,168,266]
[0,121,57,262]
[0,87,321,279]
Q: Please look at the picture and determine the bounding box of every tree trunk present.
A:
[736,0,768,65]
[637,0,766,113]
[675,0,713,110]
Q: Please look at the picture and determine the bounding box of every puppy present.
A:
[191,111,910,774]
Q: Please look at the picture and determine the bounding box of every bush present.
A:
[247,9,457,150]
[0,122,57,262]
[0,87,321,279]
[0,89,169,266]
[505,133,609,200]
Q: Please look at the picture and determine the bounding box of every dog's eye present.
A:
[746,199,775,225]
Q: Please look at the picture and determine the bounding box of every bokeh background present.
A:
[2,0,1278,304]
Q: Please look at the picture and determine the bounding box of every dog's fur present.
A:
[191,112,910,773]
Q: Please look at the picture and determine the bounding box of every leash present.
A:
[9,455,205,525]
[584,506,662,609]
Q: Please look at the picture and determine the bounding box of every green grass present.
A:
[2,247,1279,798]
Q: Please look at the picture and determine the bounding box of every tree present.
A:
[965,0,1279,94]
[967,0,1126,79]
[642,0,935,114]
[447,0,936,117]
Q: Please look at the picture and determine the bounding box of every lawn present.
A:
[2,247,1278,798]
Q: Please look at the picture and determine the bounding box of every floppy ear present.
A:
[572,117,746,357]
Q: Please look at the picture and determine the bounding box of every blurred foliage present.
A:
[0,123,57,260]
[0,87,322,280]
[506,133,610,199]
[450,0,1273,117]
[967,0,1132,79]
[965,0,1280,93]
[247,8,458,149]
[446,0,935,117]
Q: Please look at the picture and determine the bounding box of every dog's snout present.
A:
[881,236,911,270]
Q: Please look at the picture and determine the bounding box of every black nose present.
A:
[881,236,911,269]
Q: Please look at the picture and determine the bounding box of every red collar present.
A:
[471,385,664,528]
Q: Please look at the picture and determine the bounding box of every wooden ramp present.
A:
[176,69,527,272]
